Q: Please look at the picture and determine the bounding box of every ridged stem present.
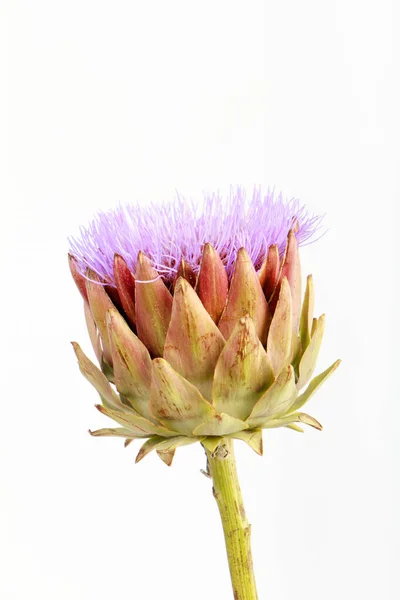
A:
[205,439,258,600]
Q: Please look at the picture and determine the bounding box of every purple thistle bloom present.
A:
[69,186,323,285]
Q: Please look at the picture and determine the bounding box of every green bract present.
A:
[70,231,340,465]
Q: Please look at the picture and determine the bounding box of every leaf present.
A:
[136,435,203,464]
[192,413,248,437]
[89,427,149,439]
[113,254,136,328]
[68,254,89,303]
[135,252,173,357]
[218,248,271,345]
[156,448,176,466]
[266,277,292,375]
[84,302,102,365]
[96,404,176,437]
[163,277,225,400]
[212,315,274,420]
[149,358,217,435]
[260,412,322,430]
[285,424,304,433]
[106,308,154,421]
[270,230,301,330]
[85,269,116,365]
[227,429,263,455]
[299,274,314,350]
[72,342,122,410]
[246,365,296,428]
[175,258,197,288]
[291,359,341,411]
[297,315,325,389]
[135,436,165,462]
[258,244,280,300]
[196,243,229,323]
[311,317,318,337]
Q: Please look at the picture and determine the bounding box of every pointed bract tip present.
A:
[135,450,145,464]
[237,247,251,261]
[203,241,215,255]
[174,275,188,294]
[298,413,323,430]
[157,450,175,466]
[135,251,159,279]
[69,255,90,301]
[113,252,125,264]
[137,250,150,266]
[71,341,81,356]
[114,253,132,273]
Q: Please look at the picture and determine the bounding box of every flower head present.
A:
[70,187,338,465]
[69,187,323,286]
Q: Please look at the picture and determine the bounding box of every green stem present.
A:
[205,439,258,600]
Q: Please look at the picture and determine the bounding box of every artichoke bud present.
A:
[71,228,340,465]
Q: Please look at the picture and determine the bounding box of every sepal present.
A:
[106,308,154,421]
[175,258,196,288]
[135,252,173,357]
[297,314,325,389]
[135,435,203,465]
[271,230,302,329]
[292,359,341,411]
[69,254,89,302]
[85,269,115,366]
[261,411,322,430]
[246,365,296,428]
[266,277,293,375]
[89,427,149,439]
[114,254,136,328]
[95,403,176,437]
[258,244,280,300]
[213,316,274,420]
[71,342,121,410]
[218,248,270,345]
[227,429,263,455]
[84,302,102,365]
[164,277,225,400]
[149,358,217,435]
[196,243,229,323]
[299,274,314,350]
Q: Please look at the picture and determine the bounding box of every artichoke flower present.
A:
[69,190,339,465]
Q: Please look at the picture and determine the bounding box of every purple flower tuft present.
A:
[69,186,323,285]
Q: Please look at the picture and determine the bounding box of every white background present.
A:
[1,1,399,599]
